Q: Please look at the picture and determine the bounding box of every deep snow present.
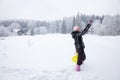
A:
[0,34,120,80]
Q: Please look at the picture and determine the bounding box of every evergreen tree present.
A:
[61,19,67,34]
[72,17,76,28]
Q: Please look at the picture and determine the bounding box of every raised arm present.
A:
[81,24,91,35]
[78,20,93,36]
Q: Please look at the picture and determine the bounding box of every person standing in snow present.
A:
[71,20,93,71]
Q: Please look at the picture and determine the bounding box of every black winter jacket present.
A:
[71,24,91,50]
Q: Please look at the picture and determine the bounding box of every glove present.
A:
[88,20,93,24]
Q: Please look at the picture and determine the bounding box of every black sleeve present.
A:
[71,32,75,39]
[78,24,91,36]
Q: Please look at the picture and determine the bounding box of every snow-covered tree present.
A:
[49,21,58,33]
[102,15,118,35]
[92,20,101,34]
[75,13,81,27]
[0,25,9,37]
[61,19,67,34]
[39,26,48,35]
[113,15,120,35]
[72,17,76,28]
[64,17,73,33]
[27,21,36,36]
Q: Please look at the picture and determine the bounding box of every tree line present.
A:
[0,13,120,37]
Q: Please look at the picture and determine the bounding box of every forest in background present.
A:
[0,13,120,37]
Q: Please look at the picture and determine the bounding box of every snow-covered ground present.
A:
[0,34,120,80]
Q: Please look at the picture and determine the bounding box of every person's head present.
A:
[73,26,80,31]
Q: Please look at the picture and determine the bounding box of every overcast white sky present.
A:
[0,0,120,21]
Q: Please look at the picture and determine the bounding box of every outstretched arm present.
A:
[78,20,93,36]
[81,24,91,35]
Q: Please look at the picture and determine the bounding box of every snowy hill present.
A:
[0,34,120,80]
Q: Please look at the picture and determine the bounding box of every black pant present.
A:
[76,48,86,66]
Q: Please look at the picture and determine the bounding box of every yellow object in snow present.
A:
[72,53,78,63]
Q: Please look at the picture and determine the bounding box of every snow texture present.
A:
[0,34,120,80]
